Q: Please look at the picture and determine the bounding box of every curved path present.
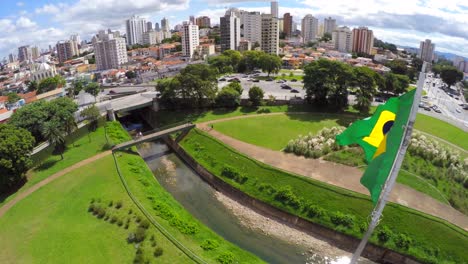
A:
[197,113,468,230]
[0,151,112,218]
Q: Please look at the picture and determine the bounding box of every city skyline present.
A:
[1,0,468,58]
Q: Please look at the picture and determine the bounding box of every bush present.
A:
[258,183,276,194]
[305,204,324,218]
[284,127,345,158]
[134,227,146,242]
[110,215,118,224]
[248,86,264,106]
[154,247,164,257]
[88,203,95,212]
[274,186,302,209]
[115,201,123,209]
[117,219,124,227]
[376,226,393,244]
[108,201,113,207]
[135,215,142,223]
[201,239,220,251]
[395,233,412,250]
[128,209,133,215]
[216,252,235,264]
[221,166,248,184]
[139,219,150,229]
[96,206,106,219]
[330,212,354,228]
[216,87,241,107]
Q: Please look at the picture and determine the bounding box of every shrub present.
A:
[127,233,136,243]
[90,198,95,203]
[135,215,142,223]
[376,226,393,244]
[248,86,264,106]
[110,215,118,224]
[221,166,248,184]
[134,227,146,243]
[395,233,412,250]
[150,235,155,241]
[201,239,220,251]
[115,200,123,209]
[169,216,199,235]
[258,183,276,194]
[330,212,354,228]
[154,247,163,257]
[306,204,324,218]
[124,224,129,229]
[284,127,345,158]
[96,207,106,219]
[108,201,113,207]
[216,252,235,264]
[133,253,144,264]
[117,219,124,227]
[274,186,302,209]
[139,219,150,229]
[151,241,157,247]
[128,209,133,215]
[88,203,95,212]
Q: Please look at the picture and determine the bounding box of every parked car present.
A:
[290,89,300,93]
[456,108,462,113]
[375,97,384,102]
[277,80,285,83]
[219,78,226,81]
[434,108,442,113]
[252,79,260,82]
[291,79,297,82]
[281,85,292,89]
[423,106,431,111]
[418,102,425,108]
[266,78,274,81]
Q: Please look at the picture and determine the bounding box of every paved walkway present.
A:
[197,113,468,230]
[0,151,112,218]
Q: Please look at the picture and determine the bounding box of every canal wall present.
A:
[164,136,421,264]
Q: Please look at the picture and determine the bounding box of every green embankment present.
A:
[414,114,468,150]
[180,129,468,264]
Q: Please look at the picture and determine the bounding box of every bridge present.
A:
[113,123,195,151]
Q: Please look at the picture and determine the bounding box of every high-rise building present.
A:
[324,17,337,35]
[155,22,160,31]
[161,17,170,32]
[18,45,32,63]
[93,30,128,71]
[126,15,147,46]
[261,14,279,55]
[56,40,79,63]
[196,16,211,28]
[241,11,262,47]
[70,34,81,44]
[351,27,374,54]
[181,22,200,58]
[147,21,153,31]
[301,14,319,44]
[271,1,278,18]
[332,26,352,53]
[220,11,241,52]
[31,46,40,60]
[189,16,196,25]
[418,39,435,63]
[278,18,284,33]
[8,53,16,63]
[283,13,293,38]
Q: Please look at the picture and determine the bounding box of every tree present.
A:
[85,82,101,102]
[80,105,100,141]
[27,80,38,91]
[215,87,241,107]
[440,67,463,87]
[9,101,50,142]
[38,75,66,94]
[0,124,35,193]
[411,57,423,72]
[125,71,137,79]
[259,54,282,77]
[63,115,78,147]
[41,121,66,160]
[319,32,332,42]
[209,55,233,74]
[385,59,408,75]
[248,86,264,106]
[7,92,20,104]
[382,73,410,94]
[240,50,264,72]
[225,82,243,95]
[71,79,86,96]
[352,67,377,114]
[222,50,242,71]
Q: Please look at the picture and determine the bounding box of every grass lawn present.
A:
[213,113,354,150]
[115,150,264,264]
[180,129,468,264]
[0,155,190,263]
[396,170,449,204]
[0,123,112,208]
[414,114,468,150]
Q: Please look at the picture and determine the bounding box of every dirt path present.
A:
[0,151,112,218]
[197,113,468,230]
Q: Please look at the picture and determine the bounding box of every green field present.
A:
[414,114,468,150]
[213,113,354,150]
[0,155,190,263]
[0,122,112,208]
[180,129,468,264]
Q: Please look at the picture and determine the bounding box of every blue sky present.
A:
[1,0,468,59]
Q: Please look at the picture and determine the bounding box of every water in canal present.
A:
[137,141,354,264]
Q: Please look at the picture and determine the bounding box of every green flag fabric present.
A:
[336,89,416,204]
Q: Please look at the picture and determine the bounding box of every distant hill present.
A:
[398,45,467,61]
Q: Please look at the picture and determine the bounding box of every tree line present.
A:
[208,50,282,76]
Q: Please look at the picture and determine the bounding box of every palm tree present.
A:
[63,116,78,147]
[42,121,66,160]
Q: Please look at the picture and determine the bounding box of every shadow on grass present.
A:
[33,159,59,172]
[0,177,27,205]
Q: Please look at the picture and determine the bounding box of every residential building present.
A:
[220,11,241,52]
[261,14,279,55]
[196,16,211,28]
[161,17,170,32]
[324,17,337,34]
[18,45,32,63]
[283,13,293,38]
[332,26,352,53]
[31,46,40,60]
[70,34,81,44]
[241,11,262,47]
[181,22,199,58]
[278,18,284,33]
[238,40,251,52]
[351,27,374,54]
[126,15,147,46]
[317,23,324,38]
[8,53,15,63]
[301,14,319,44]
[155,22,160,31]
[189,16,196,25]
[93,30,128,71]
[30,62,57,82]
[56,40,79,63]
[418,39,435,63]
[196,44,215,58]
[271,1,278,18]
[147,21,153,31]
[143,30,160,45]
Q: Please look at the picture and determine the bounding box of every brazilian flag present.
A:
[336,89,416,204]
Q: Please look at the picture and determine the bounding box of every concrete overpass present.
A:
[94,91,160,121]
[113,123,195,151]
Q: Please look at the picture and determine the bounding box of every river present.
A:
[137,140,364,264]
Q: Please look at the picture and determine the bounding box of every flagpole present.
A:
[349,62,428,264]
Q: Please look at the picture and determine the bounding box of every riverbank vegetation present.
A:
[180,129,468,264]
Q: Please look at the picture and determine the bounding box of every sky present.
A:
[1,0,468,60]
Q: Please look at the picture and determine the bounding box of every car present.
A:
[375,97,384,102]
[252,79,260,82]
[422,95,429,99]
[454,97,459,100]
[276,80,285,83]
[456,108,462,113]
[228,78,240,83]
[434,108,442,113]
[266,78,274,81]
[281,85,292,89]
[418,102,425,108]
[218,78,226,81]
[291,79,298,82]
[242,75,249,78]
[423,106,431,111]
[290,89,300,93]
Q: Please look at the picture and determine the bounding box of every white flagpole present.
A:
[349,62,428,264]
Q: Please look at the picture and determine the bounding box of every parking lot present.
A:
[218,73,306,100]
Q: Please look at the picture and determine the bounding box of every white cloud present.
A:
[35,4,60,14]
[16,2,24,7]
[0,19,16,33]
[16,17,37,29]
